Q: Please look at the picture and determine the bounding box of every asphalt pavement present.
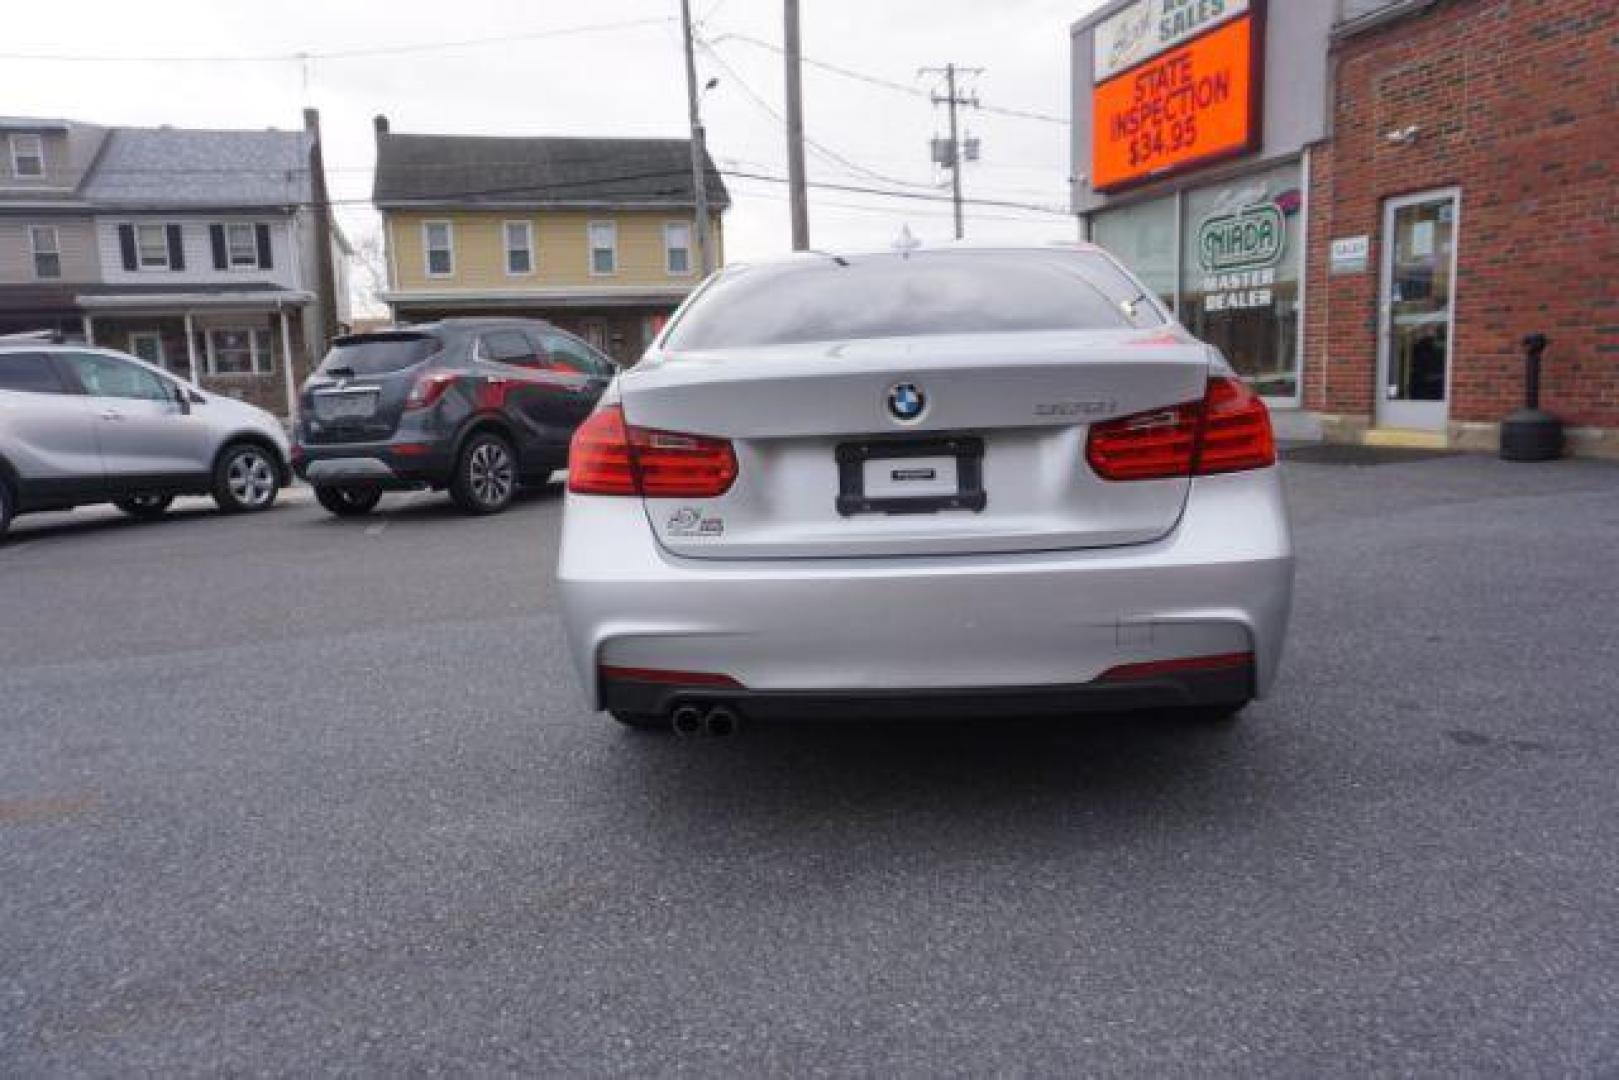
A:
[2,453,1617,1076]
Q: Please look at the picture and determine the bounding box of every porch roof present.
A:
[75,283,313,313]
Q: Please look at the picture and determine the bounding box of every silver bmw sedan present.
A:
[557,245,1293,734]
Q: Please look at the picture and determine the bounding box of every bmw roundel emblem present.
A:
[887,382,927,423]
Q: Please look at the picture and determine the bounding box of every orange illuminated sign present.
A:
[1091,13,1261,192]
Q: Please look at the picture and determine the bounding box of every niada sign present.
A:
[1197,201,1285,272]
[1094,0,1252,82]
[1197,200,1286,313]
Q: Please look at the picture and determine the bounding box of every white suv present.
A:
[0,342,291,539]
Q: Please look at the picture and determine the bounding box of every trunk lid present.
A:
[619,328,1211,559]
[299,331,444,445]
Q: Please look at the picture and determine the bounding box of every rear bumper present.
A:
[294,441,452,489]
[601,660,1254,721]
[557,468,1293,714]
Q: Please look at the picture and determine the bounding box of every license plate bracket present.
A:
[835,435,986,516]
[314,390,379,421]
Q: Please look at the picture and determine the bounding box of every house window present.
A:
[226,223,259,268]
[504,220,534,275]
[30,225,61,279]
[211,222,270,271]
[588,221,617,275]
[423,221,454,277]
[664,222,693,275]
[10,134,44,178]
[136,223,170,269]
[206,327,275,376]
[128,331,165,366]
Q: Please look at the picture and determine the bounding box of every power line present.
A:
[48,157,1068,216]
[707,32,1067,125]
[0,16,673,63]
[697,41,941,193]
[724,182,1068,226]
[80,159,1061,203]
[63,162,1069,216]
[725,169,1066,216]
[340,166,1066,215]
[695,0,733,30]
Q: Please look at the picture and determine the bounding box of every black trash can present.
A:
[1500,333,1563,462]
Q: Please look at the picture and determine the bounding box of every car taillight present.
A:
[568,405,738,498]
[405,372,456,411]
[1086,376,1275,482]
[1194,376,1277,476]
[568,406,638,494]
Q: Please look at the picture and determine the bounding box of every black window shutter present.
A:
[166,224,185,271]
[118,224,137,271]
[210,224,227,270]
[254,223,273,269]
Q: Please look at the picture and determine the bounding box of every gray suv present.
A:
[0,343,291,540]
[294,318,614,516]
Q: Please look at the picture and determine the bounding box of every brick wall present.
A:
[1307,0,1618,431]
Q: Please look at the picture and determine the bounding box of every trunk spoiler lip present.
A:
[627,330,1209,387]
[640,324,1202,366]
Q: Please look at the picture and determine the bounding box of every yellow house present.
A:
[372,117,727,361]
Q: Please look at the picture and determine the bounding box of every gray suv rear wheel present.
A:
[449,432,517,515]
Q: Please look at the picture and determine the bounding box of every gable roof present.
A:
[372,133,729,211]
[81,127,313,208]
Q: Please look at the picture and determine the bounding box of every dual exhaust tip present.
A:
[670,703,742,738]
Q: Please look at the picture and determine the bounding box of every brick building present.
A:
[1071,0,1618,456]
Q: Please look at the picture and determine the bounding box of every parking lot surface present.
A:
[3,453,1618,1075]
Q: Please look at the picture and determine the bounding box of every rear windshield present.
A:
[663,249,1164,350]
[318,333,441,376]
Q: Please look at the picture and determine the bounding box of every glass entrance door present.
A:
[1377,190,1459,431]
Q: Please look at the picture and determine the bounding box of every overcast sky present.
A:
[2,0,1103,292]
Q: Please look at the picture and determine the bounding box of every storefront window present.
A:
[1090,195,1177,311]
[1089,160,1305,401]
[1179,162,1303,399]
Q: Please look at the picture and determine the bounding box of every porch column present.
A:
[184,312,200,384]
[279,308,298,423]
[80,315,94,345]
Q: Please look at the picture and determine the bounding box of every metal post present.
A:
[680,0,715,275]
[784,0,810,250]
[183,312,200,384]
[945,64,963,240]
[80,314,94,346]
[1523,332,1547,410]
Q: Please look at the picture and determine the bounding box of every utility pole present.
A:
[783,0,810,250]
[921,63,982,240]
[680,0,715,275]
